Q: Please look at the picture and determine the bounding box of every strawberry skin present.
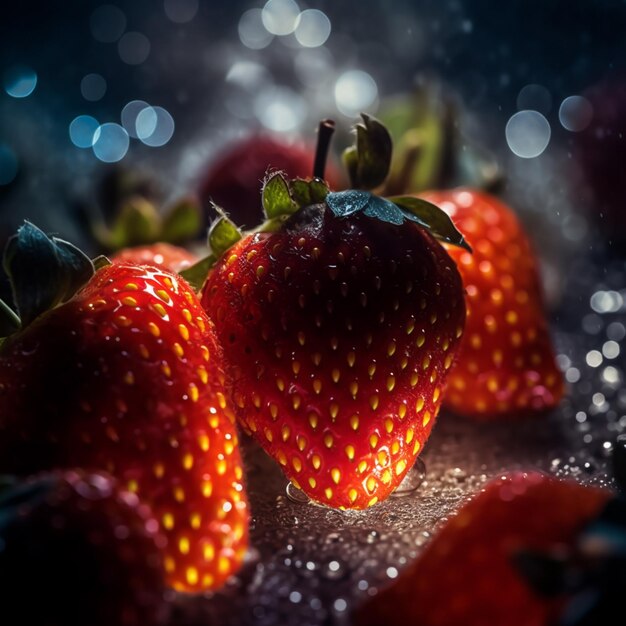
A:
[0,470,167,626]
[112,242,198,272]
[354,472,611,626]
[420,189,564,419]
[201,204,465,509]
[0,263,248,592]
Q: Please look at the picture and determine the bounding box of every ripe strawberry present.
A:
[0,223,249,593]
[112,242,199,272]
[420,189,564,419]
[198,132,344,227]
[198,119,468,512]
[0,470,167,626]
[354,472,612,626]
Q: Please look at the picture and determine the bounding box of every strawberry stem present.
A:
[313,119,335,180]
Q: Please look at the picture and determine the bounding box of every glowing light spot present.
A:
[334,70,378,117]
[505,110,551,158]
[239,9,273,49]
[92,123,129,163]
[262,0,300,35]
[254,87,306,132]
[69,115,100,148]
[81,73,106,101]
[294,9,331,47]
[559,95,593,132]
[136,106,175,147]
[118,31,151,65]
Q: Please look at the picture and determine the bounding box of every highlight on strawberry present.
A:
[0,471,168,626]
[186,115,469,510]
[353,471,621,626]
[0,223,249,593]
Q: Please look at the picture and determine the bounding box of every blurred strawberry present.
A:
[0,470,167,626]
[420,189,563,419]
[112,242,198,272]
[354,471,613,626]
[0,222,249,593]
[198,132,344,228]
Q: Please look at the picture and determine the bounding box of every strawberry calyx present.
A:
[0,222,110,339]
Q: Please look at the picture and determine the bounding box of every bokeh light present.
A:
[0,144,19,185]
[262,0,300,36]
[90,5,126,43]
[69,115,100,148]
[559,95,593,131]
[516,84,552,114]
[164,0,199,23]
[294,9,331,48]
[238,9,274,49]
[136,106,175,147]
[92,123,130,162]
[3,65,37,98]
[80,73,107,102]
[118,32,151,65]
[121,100,151,138]
[254,87,306,131]
[505,110,551,158]
[334,70,378,117]
[294,47,334,87]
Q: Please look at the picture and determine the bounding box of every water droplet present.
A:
[285,481,309,503]
[391,457,426,497]
[321,558,347,580]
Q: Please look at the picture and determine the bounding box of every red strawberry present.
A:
[0,223,249,592]
[353,472,612,626]
[199,114,468,511]
[0,470,167,626]
[419,189,564,419]
[112,242,199,272]
[198,132,344,227]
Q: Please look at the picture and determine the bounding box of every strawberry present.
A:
[0,223,249,592]
[0,470,167,626]
[198,129,344,228]
[199,116,467,509]
[353,471,612,626]
[112,242,199,272]
[419,189,564,419]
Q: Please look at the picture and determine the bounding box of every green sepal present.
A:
[96,196,161,250]
[179,254,216,293]
[92,255,111,271]
[290,177,330,208]
[208,206,242,258]
[388,195,472,251]
[262,172,297,219]
[161,197,202,244]
[3,222,96,329]
[342,113,392,191]
[326,191,470,251]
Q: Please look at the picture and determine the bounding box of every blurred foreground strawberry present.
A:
[0,470,167,626]
[354,471,616,626]
[0,222,248,592]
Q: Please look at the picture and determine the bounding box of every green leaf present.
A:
[208,209,242,258]
[343,113,393,191]
[161,197,202,244]
[92,255,111,271]
[105,196,161,249]
[3,222,96,328]
[290,177,330,209]
[387,195,472,251]
[179,254,216,293]
[262,172,297,219]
